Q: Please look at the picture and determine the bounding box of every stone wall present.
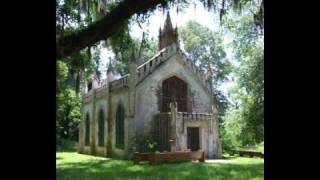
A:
[135,52,213,135]
[79,44,221,159]
[79,102,93,154]
[109,88,130,159]
[79,88,109,157]
[94,97,108,157]
[79,83,132,159]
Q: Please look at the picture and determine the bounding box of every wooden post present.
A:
[170,102,178,152]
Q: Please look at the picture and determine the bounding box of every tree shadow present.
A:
[57,158,264,180]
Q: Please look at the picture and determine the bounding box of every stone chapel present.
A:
[78,12,222,159]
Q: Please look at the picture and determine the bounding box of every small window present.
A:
[144,65,146,72]
[150,60,153,67]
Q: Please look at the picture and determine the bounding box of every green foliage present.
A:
[92,47,102,79]
[179,21,232,85]
[221,0,263,147]
[57,61,69,86]
[56,51,92,142]
[57,139,78,152]
[108,21,136,75]
[139,37,158,64]
[238,142,264,152]
[221,105,245,151]
[57,152,264,179]
[56,0,80,31]
[108,26,158,75]
[133,135,159,153]
[179,21,232,124]
[57,87,82,141]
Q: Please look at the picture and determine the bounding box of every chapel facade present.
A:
[78,12,222,159]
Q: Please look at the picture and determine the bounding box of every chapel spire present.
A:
[164,11,173,30]
[158,12,178,50]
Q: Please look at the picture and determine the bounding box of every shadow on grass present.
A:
[221,156,238,160]
[57,158,263,180]
[56,149,77,153]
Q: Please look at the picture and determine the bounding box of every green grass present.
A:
[56,152,264,180]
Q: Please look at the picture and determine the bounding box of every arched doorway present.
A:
[162,76,188,112]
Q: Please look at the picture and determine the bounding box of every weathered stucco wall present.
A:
[94,97,108,157]
[181,120,214,158]
[79,87,132,159]
[79,50,221,159]
[135,53,213,135]
[79,92,109,157]
[81,102,93,154]
[109,88,130,159]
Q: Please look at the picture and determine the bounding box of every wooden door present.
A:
[187,127,200,151]
[162,76,187,112]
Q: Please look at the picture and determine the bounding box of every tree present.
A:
[56,0,264,146]
[57,61,83,141]
[179,21,232,124]
[56,0,264,59]
[221,0,264,147]
[109,31,158,75]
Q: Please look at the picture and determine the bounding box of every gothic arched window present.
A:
[162,76,188,112]
[98,109,105,146]
[116,104,125,149]
[85,112,90,146]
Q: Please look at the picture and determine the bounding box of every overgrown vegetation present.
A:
[57,139,78,152]
[220,2,263,152]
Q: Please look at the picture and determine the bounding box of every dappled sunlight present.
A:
[57,152,263,180]
[126,165,147,172]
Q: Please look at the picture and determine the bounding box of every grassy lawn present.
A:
[56,152,263,180]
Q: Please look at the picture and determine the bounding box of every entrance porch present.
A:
[152,102,216,158]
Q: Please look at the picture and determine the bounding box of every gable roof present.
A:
[84,43,214,102]
[104,43,213,96]
[138,44,213,94]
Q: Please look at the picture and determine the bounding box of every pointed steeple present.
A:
[158,12,178,50]
[164,11,173,31]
